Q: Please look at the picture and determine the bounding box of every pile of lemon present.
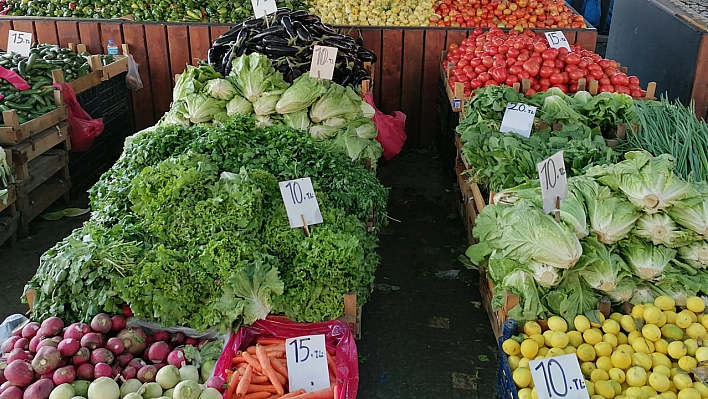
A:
[503,296,708,399]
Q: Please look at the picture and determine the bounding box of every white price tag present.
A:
[500,102,537,138]
[7,30,32,57]
[537,150,568,214]
[530,354,590,399]
[545,31,571,51]
[250,0,277,18]
[309,45,337,80]
[278,177,323,228]
[286,335,330,393]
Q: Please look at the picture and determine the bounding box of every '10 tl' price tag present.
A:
[7,30,32,57]
[529,354,590,399]
[500,102,537,138]
[250,0,277,19]
[537,150,568,214]
[286,335,330,393]
[545,31,571,51]
[309,45,338,80]
[278,177,323,228]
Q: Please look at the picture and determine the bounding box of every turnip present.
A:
[102,340,122,358]
[116,329,147,356]
[122,393,141,399]
[49,384,75,399]
[13,339,29,351]
[120,367,136,380]
[166,351,184,369]
[74,365,93,381]
[111,366,121,379]
[38,319,63,339]
[28,337,41,354]
[199,361,214,384]
[203,377,224,393]
[61,326,81,343]
[6,349,29,364]
[79,335,103,351]
[69,382,88,399]
[21,324,40,340]
[155,366,179,390]
[2,337,21,354]
[35,340,58,353]
[128,359,146,371]
[137,366,156,383]
[163,389,174,399]
[115,354,132,368]
[32,347,61,375]
[141,383,162,399]
[145,336,154,347]
[177,367,197,384]
[1,382,14,392]
[172,381,200,399]
[4,360,34,387]
[183,339,197,348]
[152,332,169,343]
[52,367,75,386]
[87,378,118,399]
[168,335,184,348]
[108,317,124,333]
[92,364,111,380]
[71,349,89,367]
[147,343,169,365]
[119,379,141,398]
[89,349,113,366]
[0,386,22,399]
[88,315,110,335]
[39,375,52,381]
[57,340,79,358]
[151,365,165,372]
[196,388,220,399]
[23,379,54,399]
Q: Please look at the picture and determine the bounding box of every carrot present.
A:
[268,351,285,359]
[242,352,263,374]
[270,357,288,378]
[239,393,271,399]
[247,385,277,393]
[325,352,336,377]
[236,365,253,397]
[256,345,285,396]
[288,388,334,399]
[257,338,286,345]
[272,370,286,386]
[251,375,270,384]
[233,356,245,364]
[224,371,241,399]
[278,389,306,399]
[264,344,286,353]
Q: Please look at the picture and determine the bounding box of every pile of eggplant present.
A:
[207,9,377,87]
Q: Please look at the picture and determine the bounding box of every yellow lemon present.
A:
[622,315,638,333]
[702,316,708,331]
[596,380,617,399]
[642,387,659,399]
[650,373,672,392]
[654,365,672,378]
[611,313,623,323]
[673,374,694,391]
[633,337,653,354]
[535,355,546,360]
[662,324,685,341]
[530,334,546,348]
[544,330,554,347]
[693,382,708,399]
[626,387,645,399]
[519,358,531,368]
[665,311,678,325]
[644,324,663,342]
[656,340,671,355]
[677,312,694,329]
[634,353,653,371]
[524,321,543,336]
[696,347,708,362]
[547,348,566,358]
[687,323,707,340]
[508,355,521,370]
[689,311,699,322]
[583,362,598,378]
[550,332,570,349]
[661,392,679,399]
[513,367,532,388]
[596,342,614,357]
[592,368,611,382]
[503,339,522,356]
[575,315,592,332]
[593,314,607,328]
[610,367,626,383]
[618,332,629,345]
[685,339,699,357]
[618,344,636,355]
[578,343,598,362]
[605,333,619,349]
[668,342,688,360]
[605,320,621,335]
[532,387,538,399]
[539,347,550,356]
[698,314,704,324]
[519,388,533,399]
[633,305,647,319]
[656,296,677,311]
[609,380,622,395]
[587,380,596,396]
[657,313,668,328]
[565,346,578,355]
[548,316,569,332]
[645,307,664,325]
[521,339,539,359]
[629,331,643,345]
[678,356,697,372]
[568,331,584,348]
[653,353,673,369]
[678,388,701,399]
[586,329,605,346]
[627,367,648,387]
[597,356,613,371]
[612,350,633,369]
[671,368,687,379]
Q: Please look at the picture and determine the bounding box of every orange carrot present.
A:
[268,351,285,359]
[270,357,288,378]
[278,389,306,399]
[251,375,270,384]
[257,338,286,345]
[288,388,334,399]
[224,371,241,399]
[247,385,277,394]
[264,344,285,353]
[236,365,253,397]
[239,393,271,399]
[233,356,245,364]
[256,345,285,396]
[242,352,263,374]
[325,352,336,377]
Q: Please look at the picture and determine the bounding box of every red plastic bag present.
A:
[365,92,406,160]
[54,83,104,152]
[214,318,359,399]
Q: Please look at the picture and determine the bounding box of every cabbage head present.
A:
[333,126,371,160]
[633,212,696,247]
[350,118,378,140]
[630,285,658,305]
[487,257,551,322]
[204,78,237,101]
[310,124,340,141]
[574,177,639,244]
[540,94,587,126]
[619,238,677,281]
[323,117,347,128]
[575,235,628,292]
[173,65,205,102]
[158,105,190,127]
[183,93,225,124]
[253,90,284,116]
[572,91,593,107]
[275,75,328,114]
[229,53,287,102]
[606,276,640,303]
[678,241,708,269]
[255,115,274,127]
[361,101,375,118]
[283,110,310,131]
[226,95,253,117]
[669,195,708,239]
[309,85,362,123]
[528,261,560,288]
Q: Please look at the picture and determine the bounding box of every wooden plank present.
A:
[0,19,13,47]
[19,149,69,194]
[563,30,577,45]
[78,22,102,55]
[0,106,68,145]
[100,23,123,54]
[67,71,102,94]
[144,24,172,119]
[379,29,402,115]
[575,30,597,51]
[445,30,467,49]
[359,29,382,105]
[189,25,211,66]
[11,20,35,41]
[34,20,58,45]
[56,21,80,48]
[17,175,72,232]
[419,29,446,148]
[400,30,424,148]
[122,23,155,131]
[11,123,71,166]
[0,211,20,248]
[167,25,190,84]
[691,35,708,121]
[209,26,229,43]
[0,185,16,214]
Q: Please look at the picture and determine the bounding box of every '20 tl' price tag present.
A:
[500,102,537,138]
[286,335,330,392]
[537,150,568,214]
[309,45,338,80]
[278,177,323,228]
[250,0,277,18]
[545,31,571,51]
[7,30,32,57]
[529,354,590,399]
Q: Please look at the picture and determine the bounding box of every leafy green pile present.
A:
[467,151,708,324]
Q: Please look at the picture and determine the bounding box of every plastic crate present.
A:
[496,319,520,399]
[76,72,131,125]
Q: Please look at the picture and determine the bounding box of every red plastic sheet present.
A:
[54,82,104,152]
[0,66,30,91]
[364,92,406,160]
[214,318,359,399]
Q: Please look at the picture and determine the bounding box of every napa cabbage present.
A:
[574,177,639,244]
[633,212,696,247]
[226,95,253,117]
[309,84,362,123]
[574,235,628,292]
[619,238,680,281]
[204,78,237,101]
[282,110,311,131]
[275,75,328,114]
[229,53,288,102]
[678,241,708,269]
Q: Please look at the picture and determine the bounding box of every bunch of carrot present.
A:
[223,337,339,399]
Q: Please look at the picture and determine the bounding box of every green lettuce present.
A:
[310,124,341,141]
[282,110,311,131]
[217,260,284,325]
[204,78,237,101]
[571,91,593,107]
[528,260,560,288]
[540,94,587,126]
[361,101,375,118]
[229,53,287,102]
[574,177,639,244]
[183,94,225,124]
[619,238,680,281]
[309,84,362,123]
[173,66,204,102]
[678,241,708,269]
[350,118,378,140]
[669,196,708,239]
[253,90,284,116]
[275,75,328,114]
[633,212,696,247]
[226,95,253,117]
[488,257,551,322]
[545,271,600,325]
[333,126,372,160]
[575,235,628,292]
[606,276,640,303]
[630,284,659,305]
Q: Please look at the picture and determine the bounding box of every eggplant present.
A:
[214,26,243,46]
[294,22,312,43]
[250,25,285,41]
[265,45,299,56]
[311,22,337,35]
[288,10,309,19]
[323,38,355,51]
[296,15,321,25]
[262,35,289,46]
[208,45,228,65]
[281,16,296,38]
[357,48,377,62]
[235,44,249,57]
[221,46,235,69]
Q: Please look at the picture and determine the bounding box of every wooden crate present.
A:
[0,184,19,247]
[51,43,132,94]
[0,91,67,145]
[16,170,71,236]
[267,292,363,340]
[9,122,72,181]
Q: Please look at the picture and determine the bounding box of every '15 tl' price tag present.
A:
[545,31,571,51]
[7,30,32,57]
[500,102,537,138]
[309,45,338,80]
[529,354,590,399]
[250,0,277,19]
[537,150,568,214]
[286,335,330,393]
[279,177,323,228]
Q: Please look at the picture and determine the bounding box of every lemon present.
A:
[678,356,697,372]
[702,316,708,331]
[685,310,699,323]
[622,315,639,333]
[612,350,633,369]
[548,316,569,332]
[693,382,708,399]
[605,319,621,335]
[521,339,539,359]
[665,311,678,325]
[634,353,653,371]
[547,348,566,357]
[657,313,668,328]
[644,324,663,342]
[597,342,614,357]
[565,346,578,355]
[696,347,708,362]
[654,365,672,378]
[519,358,531,368]
[668,342,688,360]
[587,380,596,396]
[677,312,694,329]
[550,332,569,349]
[685,339,698,357]
[633,305,647,319]
[579,343,598,362]
[513,367,532,388]
[605,334,620,349]
[543,330,554,347]
[519,388,533,399]
[568,331,584,348]
[626,387,646,399]
[539,347,550,356]
[662,324,685,341]
[586,329,605,345]
[656,296,677,311]
[642,387,659,399]
[583,362,599,378]
[673,374,693,391]
[610,367,626,383]
[687,323,707,339]
[593,368,611,382]
[646,307,664,325]
[576,315,593,332]
[596,380,617,399]
[524,321,543,336]
[609,380,622,395]
[678,388,701,399]
[652,353,673,369]
[650,373,672,392]
[662,392,679,399]
[503,339,522,356]
[629,331,643,345]
[618,332,629,345]
[508,355,521,370]
[627,367,648,387]
[633,338,653,354]
[530,334,546,348]
[593,314,607,328]
[699,314,705,324]
[598,356,614,371]
[671,368,687,379]
[618,344,636,355]
[611,312,623,322]
[532,387,538,399]
[535,355,546,360]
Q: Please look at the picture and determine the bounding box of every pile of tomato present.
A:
[444,28,647,98]
[430,0,587,28]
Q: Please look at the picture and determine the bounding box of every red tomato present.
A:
[549,73,564,85]
[569,83,578,93]
[552,84,568,93]
[615,85,631,95]
[522,60,541,77]
[568,69,584,81]
[542,59,555,67]
[519,71,531,80]
[498,45,509,54]
[630,89,644,98]
[604,67,618,77]
[587,62,601,71]
[599,77,611,86]
[458,74,470,82]
[539,66,554,78]
[473,28,484,36]
[598,59,610,69]
[610,73,630,86]
[505,75,520,85]
[482,56,495,68]
[539,77,551,87]
[539,85,550,92]
[554,59,565,69]
[629,75,640,85]
[599,84,615,93]
[507,47,520,58]
[474,64,488,74]
[578,59,589,69]
[471,79,483,89]
[509,65,524,75]
[463,65,475,75]
[484,79,499,87]
[478,72,492,81]
[532,83,541,91]
[533,42,548,53]
[591,69,604,80]
[469,58,482,68]
[458,59,470,67]
[490,66,508,83]
[541,48,558,60]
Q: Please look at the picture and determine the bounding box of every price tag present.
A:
[286,335,330,392]
[530,354,590,399]
[250,0,277,18]
[500,102,537,138]
[537,150,568,214]
[309,45,337,80]
[278,177,323,228]
[545,31,571,51]
[7,30,32,57]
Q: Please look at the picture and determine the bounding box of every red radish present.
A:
[136,366,156,383]
[116,329,147,356]
[141,347,150,361]
[32,347,60,375]
[35,340,57,353]
[21,324,40,340]
[121,305,133,318]
[166,350,185,368]
[121,367,136,380]
[2,337,20,354]
[13,339,29,351]
[5,360,34,387]
[79,324,91,335]
[110,365,122,378]
[62,324,84,341]
[184,338,198,347]
[0,386,22,399]
[197,340,208,350]
[153,332,169,343]
[89,314,111,334]
[10,328,20,337]
[0,368,6,385]
[169,333,185,347]
[205,376,225,392]
[144,336,154,347]
[80,333,104,350]
[128,359,146,370]
[147,342,169,364]
[93,363,111,379]
[56,359,68,369]
[75,364,94,380]
[23,379,54,399]
[109,316,125,332]
[6,349,29,364]
[38,375,51,380]
[38,318,63,338]
[115,353,132,368]
[71,348,90,366]
[0,382,10,392]
[152,364,166,371]
[105,338,124,356]
[28,337,41,354]
[90,349,114,366]
[52,366,75,385]
[57,339,79,357]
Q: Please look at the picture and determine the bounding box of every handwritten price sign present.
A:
[278,177,323,228]
[537,150,568,214]
[500,102,537,138]
[309,45,337,80]
[7,30,32,57]
[286,335,330,392]
[545,31,571,51]
[250,0,277,18]
[529,354,589,399]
